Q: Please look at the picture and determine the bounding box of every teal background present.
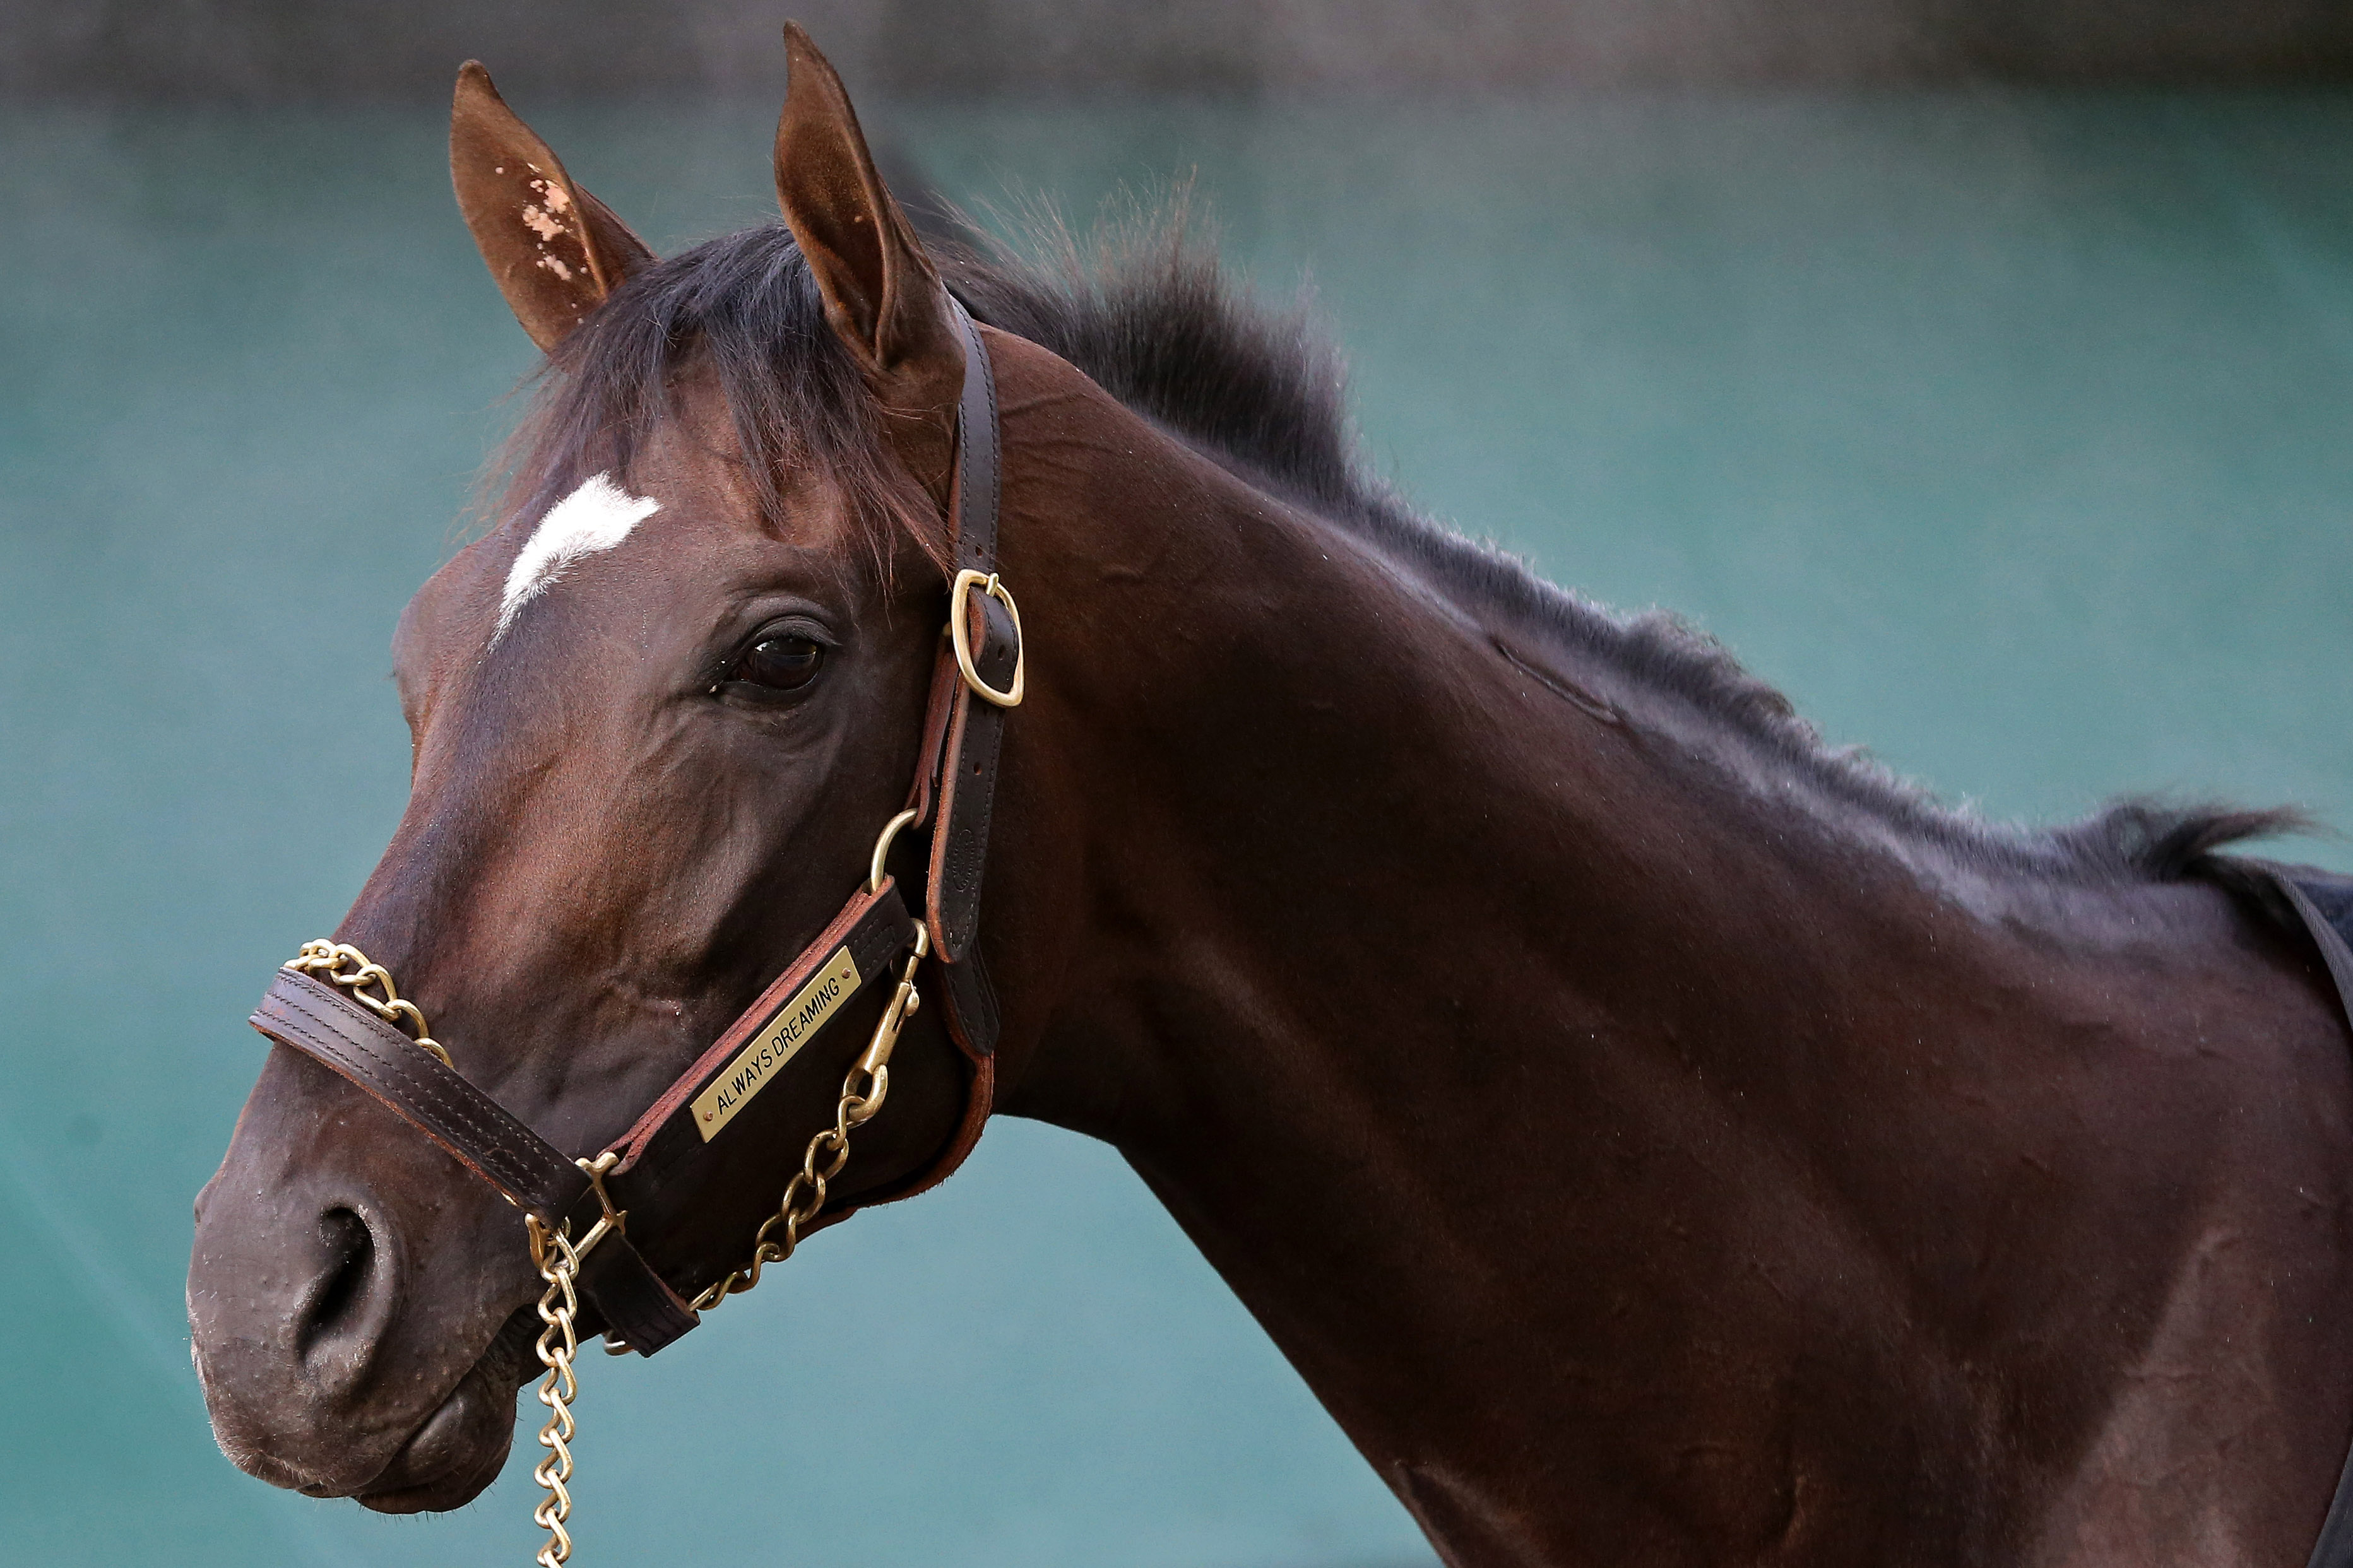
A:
[4,90,2352,1564]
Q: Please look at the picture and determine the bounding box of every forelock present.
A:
[485,225,932,574]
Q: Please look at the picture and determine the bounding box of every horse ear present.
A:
[774,23,963,500]
[450,61,654,352]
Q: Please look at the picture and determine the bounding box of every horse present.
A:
[187,25,2353,1567]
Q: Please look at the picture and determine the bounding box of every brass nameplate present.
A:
[691,947,861,1142]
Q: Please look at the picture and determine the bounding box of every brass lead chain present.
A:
[525,1188,617,1568]
[526,1215,584,1567]
[690,931,927,1315]
[273,921,923,1567]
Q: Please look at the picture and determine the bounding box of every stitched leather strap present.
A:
[2258,864,2353,1568]
[255,969,590,1217]
[948,300,1002,590]
[2276,872,2353,1029]
[930,594,1016,967]
[607,880,919,1175]
[249,969,699,1353]
[928,302,1009,976]
[924,299,1012,1070]
[573,1233,700,1354]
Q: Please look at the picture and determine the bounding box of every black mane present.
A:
[518,205,2306,885]
[940,207,2306,883]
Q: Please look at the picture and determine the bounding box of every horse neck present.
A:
[973,339,2352,1562]
[983,333,2056,1153]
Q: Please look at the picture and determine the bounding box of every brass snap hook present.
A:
[845,926,929,1128]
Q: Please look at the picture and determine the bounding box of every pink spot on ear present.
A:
[535,254,574,281]
[520,204,565,242]
[542,184,572,212]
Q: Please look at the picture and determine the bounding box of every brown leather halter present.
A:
[245,296,1019,1359]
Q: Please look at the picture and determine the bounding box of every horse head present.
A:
[187,28,1006,1512]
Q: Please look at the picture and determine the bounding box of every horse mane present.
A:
[513,200,2308,886]
[937,201,2311,885]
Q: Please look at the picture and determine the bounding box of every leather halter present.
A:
[2273,864,2353,1568]
[247,297,1018,1356]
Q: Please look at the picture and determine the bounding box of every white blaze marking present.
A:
[494,473,660,645]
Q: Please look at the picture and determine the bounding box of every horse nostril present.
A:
[297,1208,383,1374]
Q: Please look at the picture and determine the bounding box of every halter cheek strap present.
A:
[247,297,1017,1356]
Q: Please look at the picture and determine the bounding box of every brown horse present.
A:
[189,26,2353,1567]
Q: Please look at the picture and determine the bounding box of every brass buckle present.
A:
[949,569,1024,708]
[852,927,927,1089]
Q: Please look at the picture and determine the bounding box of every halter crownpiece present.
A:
[246,296,1017,1564]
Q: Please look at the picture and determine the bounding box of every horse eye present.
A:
[732,634,825,692]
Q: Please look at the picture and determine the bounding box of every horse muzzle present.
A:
[187,1045,540,1510]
